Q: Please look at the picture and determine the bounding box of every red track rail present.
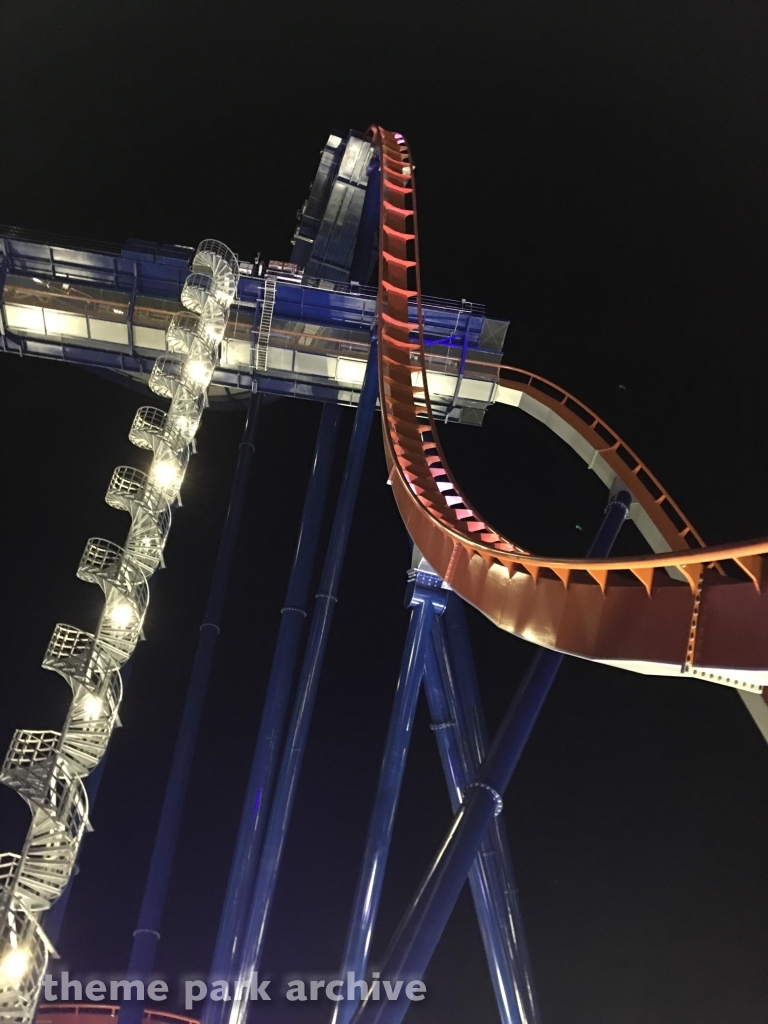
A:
[372,125,768,691]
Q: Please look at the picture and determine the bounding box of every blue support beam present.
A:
[422,636,522,1024]
[432,596,540,1024]
[224,335,379,1024]
[201,402,341,1024]
[350,491,632,1024]
[118,392,263,1024]
[331,560,537,1024]
[331,566,447,1024]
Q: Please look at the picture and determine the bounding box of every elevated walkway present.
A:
[0,230,506,424]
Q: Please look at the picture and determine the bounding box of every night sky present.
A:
[2,2,768,1022]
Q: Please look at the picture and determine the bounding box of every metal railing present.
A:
[0,239,240,1024]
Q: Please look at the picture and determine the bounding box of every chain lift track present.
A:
[372,124,768,693]
[0,241,240,1024]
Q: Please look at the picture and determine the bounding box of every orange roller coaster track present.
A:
[371,124,768,694]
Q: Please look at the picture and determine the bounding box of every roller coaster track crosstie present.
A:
[372,125,768,694]
[1,124,767,1024]
[0,241,240,1024]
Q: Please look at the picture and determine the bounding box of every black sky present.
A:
[1,2,768,1022]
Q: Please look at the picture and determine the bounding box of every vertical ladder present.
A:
[254,277,276,372]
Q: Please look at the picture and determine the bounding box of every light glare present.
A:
[185,360,210,384]
[82,695,103,719]
[151,462,182,489]
[0,947,30,984]
[109,603,134,628]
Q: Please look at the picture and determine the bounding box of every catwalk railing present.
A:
[0,240,240,1024]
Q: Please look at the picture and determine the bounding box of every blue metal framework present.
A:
[325,559,544,1024]
[349,492,632,1024]
[431,596,539,1024]
[0,196,518,1024]
[202,400,342,1024]
[0,227,505,424]
[0,127,649,1024]
[117,391,262,1024]
[331,565,448,1024]
[292,132,375,285]
[223,335,381,1024]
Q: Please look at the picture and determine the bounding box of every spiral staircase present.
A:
[0,240,240,1024]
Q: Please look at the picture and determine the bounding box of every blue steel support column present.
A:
[202,403,341,1024]
[351,490,632,1024]
[226,335,379,1024]
[331,567,447,1024]
[118,392,263,1024]
[421,637,521,1024]
[433,598,539,1024]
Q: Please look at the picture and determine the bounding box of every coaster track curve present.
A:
[372,124,768,692]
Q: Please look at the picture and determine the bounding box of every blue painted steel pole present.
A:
[118,392,263,1024]
[225,336,379,1024]
[201,403,341,1024]
[434,597,540,1024]
[331,568,447,1024]
[422,629,522,1024]
[350,490,632,1024]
